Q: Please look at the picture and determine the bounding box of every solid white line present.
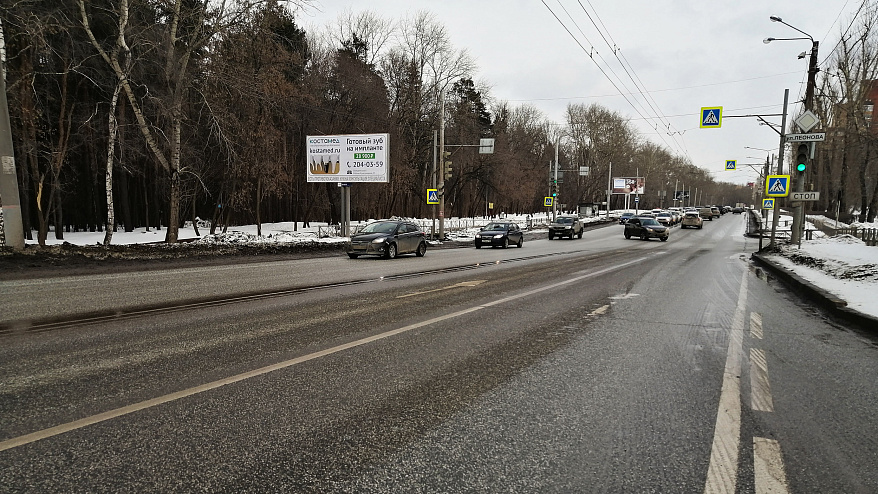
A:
[704,269,748,494]
[754,437,790,494]
[0,256,651,452]
[751,312,763,339]
[750,348,774,412]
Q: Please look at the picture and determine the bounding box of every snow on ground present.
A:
[15,210,878,318]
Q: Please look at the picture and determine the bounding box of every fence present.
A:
[834,227,878,246]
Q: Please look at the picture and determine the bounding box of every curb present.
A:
[751,252,878,332]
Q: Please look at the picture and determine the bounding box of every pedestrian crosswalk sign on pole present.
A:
[700,107,722,128]
[763,198,775,209]
[544,197,554,207]
[765,175,791,197]
[427,188,439,205]
[725,160,736,170]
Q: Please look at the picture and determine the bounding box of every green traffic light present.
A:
[797,163,806,172]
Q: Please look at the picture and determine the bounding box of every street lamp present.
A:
[765,15,820,246]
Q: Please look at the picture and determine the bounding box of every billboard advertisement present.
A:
[612,177,645,194]
[307,134,389,183]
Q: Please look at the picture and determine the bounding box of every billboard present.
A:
[612,177,645,194]
[307,133,389,183]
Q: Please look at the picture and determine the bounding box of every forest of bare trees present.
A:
[4,1,872,246]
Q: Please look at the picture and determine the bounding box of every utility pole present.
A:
[438,91,446,240]
[0,66,24,249]
[606,161,612,220]
[791,40,819,245]
[770,89,790,249]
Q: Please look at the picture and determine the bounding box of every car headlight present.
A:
[646,228,655,232]
[372,237,386,244]
[493,234,504,239]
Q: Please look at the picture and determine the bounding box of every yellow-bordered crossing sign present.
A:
[763,198,775,209]
[544,197,554,207]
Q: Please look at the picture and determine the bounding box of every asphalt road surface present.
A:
[1,214,876,492]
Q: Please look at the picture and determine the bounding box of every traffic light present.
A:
[551,180,558,197]
[442,151,452,180]
[795,143,809,173]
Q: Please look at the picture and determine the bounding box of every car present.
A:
[475,222,523,248]
[549,215,584,239]
[656,211,675,226]
[710,206,721,219]
[681,211,703,229]
[732,207,743,214]
[624,216,669,241]
[619,212,635,224]
[347,220,427,259]
[699,207,714,221]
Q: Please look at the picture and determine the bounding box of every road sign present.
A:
[634,196,640,202]
[790,191,820,201]
[786,133,825,142]
[427,188,439,205]
[544,197,554,207]
[579,166,590,176]
[725,160,736,170]
[765,175,791,197]
[763,198,775,209]
[700,107,722,128]
[794,110,820,132]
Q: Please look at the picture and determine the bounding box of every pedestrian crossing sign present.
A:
[427,188,439,205]
[763,198,775,209]
[765,175,791,197]
[544,197,554,207]
[700,107,722,128]
[725,160,736,170]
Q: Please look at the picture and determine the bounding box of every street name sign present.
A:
[785,133,826,142]
[790,191,820,201]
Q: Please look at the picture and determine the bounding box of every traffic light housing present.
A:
[795,143,809,173]
[442,151,452,181]
[551,180,558,197]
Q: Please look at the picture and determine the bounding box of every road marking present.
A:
[750,348,774,412]
[750,312,763,339]
[396,280,486,298]
[0,256,652,452]
[587,305,610,317]
[704,269,747,494]
[754,437,790,493]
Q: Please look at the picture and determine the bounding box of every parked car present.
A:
[732,207,743,214]
[475,222,523,248]
[624,216,669,241]
[619,212,635,224]
[347,220,427,259]
[549,215,584,239]
[681,211,703,229]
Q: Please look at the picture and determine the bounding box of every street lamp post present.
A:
[765,15,819,245]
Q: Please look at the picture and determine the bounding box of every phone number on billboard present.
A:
[351,161,384,168]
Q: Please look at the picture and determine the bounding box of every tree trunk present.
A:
[103,82,121,245]
[256,177,262,237]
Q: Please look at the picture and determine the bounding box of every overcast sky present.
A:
[300,0,862,186]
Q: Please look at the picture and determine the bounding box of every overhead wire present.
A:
[540,0,689,161]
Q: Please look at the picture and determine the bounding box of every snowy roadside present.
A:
[759,215,878,319]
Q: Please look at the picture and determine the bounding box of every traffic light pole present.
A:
[0,68,25,249]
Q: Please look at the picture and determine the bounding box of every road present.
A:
[1,214,876,492]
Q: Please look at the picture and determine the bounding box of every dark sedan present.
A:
[347,220,427,259]
[624,216,669,241]
[475,222,523,248]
